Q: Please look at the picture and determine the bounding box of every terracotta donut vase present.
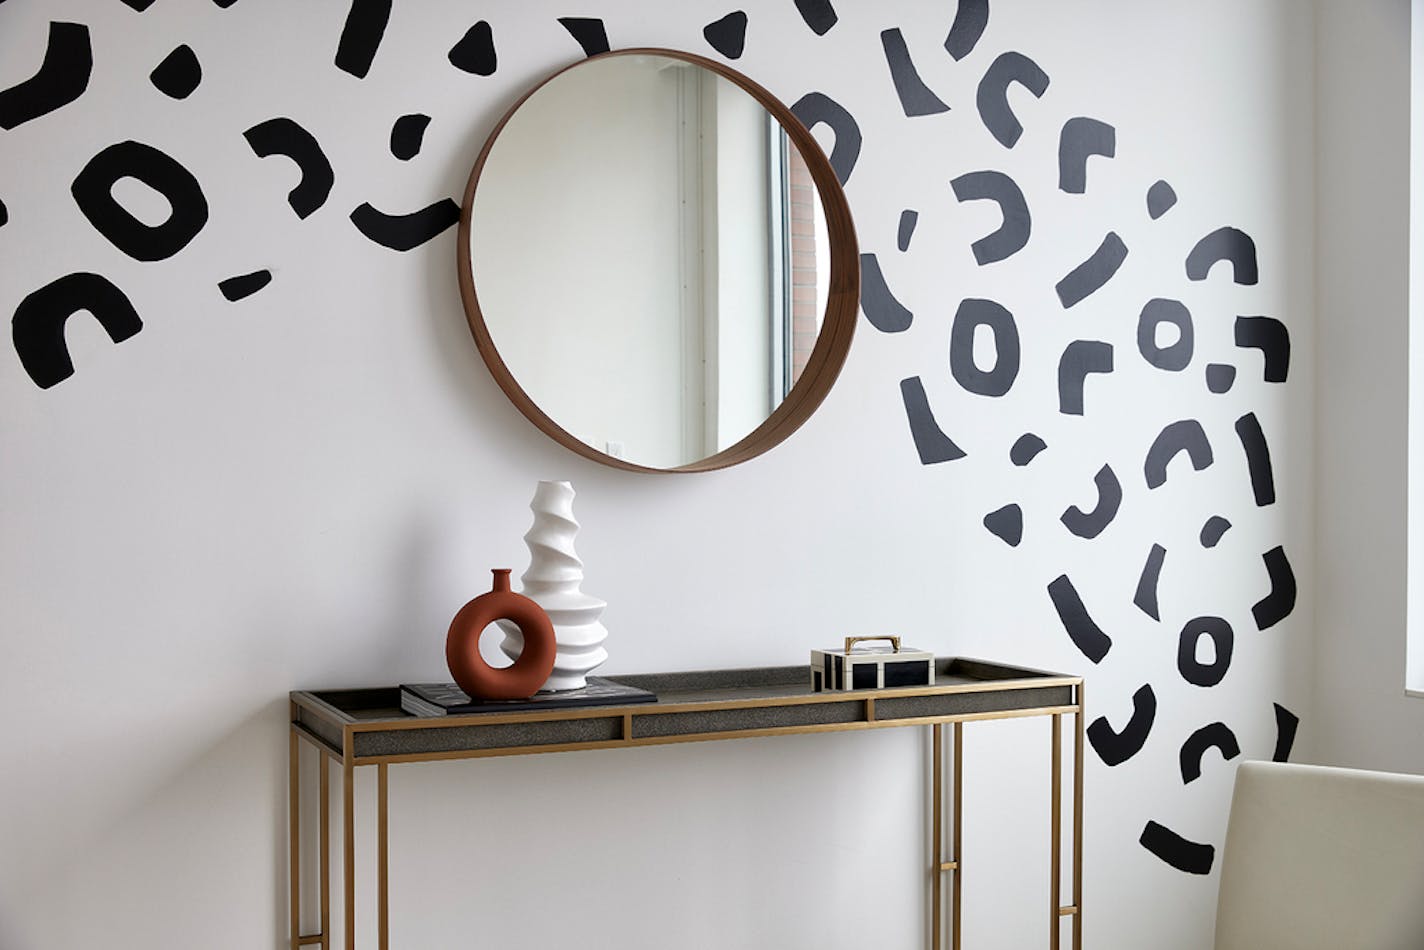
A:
[446,569,556,700]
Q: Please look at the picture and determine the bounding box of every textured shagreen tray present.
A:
[290,657,1078,762]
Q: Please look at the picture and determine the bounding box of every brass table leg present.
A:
[289,728,300,950]
[951,721,962,950]
[378,763,389,950]
[344,753,355,950]
[1073,691,1085,950]
[931,723,943,950]
[320,753,330,950]
[1051,714,1062,950]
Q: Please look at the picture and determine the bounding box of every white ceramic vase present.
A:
[498,480,609,691]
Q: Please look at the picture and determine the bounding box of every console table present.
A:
[289,657,1084,950]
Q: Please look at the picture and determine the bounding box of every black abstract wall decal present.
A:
[1206,363,1236,394]
[881,28,950,117]
[1048,574,1112,664]
[390,113,430,161]
[120,0,158,9]
[790,92,861,185]
[350,199,460,252]
[1200,516,1231,548]
[335,0,391,78]
[1061,464,1122,540]
[950,170,1030,265]
[897,210,918,251]
[944,0,989,61]
[213,0,239,7]
[860,254,912,333]
[1087,683,1155,766]
[558,17,611,56]
[1144,420,1213,489]
[703,11,748,59]
[794,0,838,36]
[976,52,1049,148]
[1272,703,1299,762]
[1186,226,1258,285]
[1234,412,1276,506]
[1178,616,1234,688]
[1141,821,1214,875]
[1234,315,1290,383]
[1180,722,1240,784]
[1010,433,1046,466]
[950,298,1019,397]
[1057,340,1113,415]
[1055,232,1127,308]
[900,377,966,464]
[983,504,1022,547]
[12,272,142,389]
[1147,179,1177,219]
[1134,543,1167,621]
[1058,117,1115,194]
[0,22,92,130]
[1137,298,1194,372]
[150,44,202,100]
[0,198,7,228]
[243,117,334,219]
[448,21,497,75]
[71,141,209,262]
[218,269,272,302]
[1251,546,1296,631]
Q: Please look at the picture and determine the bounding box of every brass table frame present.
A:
[289,659,1084,950]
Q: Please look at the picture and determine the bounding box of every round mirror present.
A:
[458,49,858,472]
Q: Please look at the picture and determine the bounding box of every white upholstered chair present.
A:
[1214,760,1424,950]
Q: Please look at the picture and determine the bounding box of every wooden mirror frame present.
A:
[456,48,859,473]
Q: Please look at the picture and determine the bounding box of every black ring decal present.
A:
[951,170,1030,265]
[243,117,335,220]
[1178,616,1234,688]
[1252,546,1296,631]
[1058,117,1115,194]
[1186,226,1258,284]
[1235,315,1289,382]
[1180,722,1239,784]
[71,141,209,262]
[1133,543,1167,621]
[12,272,142,389]
[983,504,1022,547]
[950,298,1019,397]
[0,21,93,130]
[1058,340,1113,415]
[944,0,989,61]
[790,92,861,186]
[976,52,1049,148]
[1137,298,1193,372]
[1061,464,1122,540]
[703,11,748,59]
[1048,574,1112,664]
[1144,419,1213,489]
[881,28,949,117]
[900,376,966,464]
[1087,684,1155,766]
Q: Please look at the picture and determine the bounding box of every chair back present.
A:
[1215,760,1424,950]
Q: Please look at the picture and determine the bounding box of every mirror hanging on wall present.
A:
[458,49,858,473]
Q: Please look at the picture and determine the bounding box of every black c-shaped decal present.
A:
[1252,546,1296,631]
[243,117,335,220]
[12,272,142,389]
[976,51,1049,148]
[1058,117,1115,194]
[1180,722,1240,784]
[1234,315,1289,382]
[350,199,460,251]
[0,21,92,130]
[790,92,861,186]
[1087,683,1155,766]
[950,298,1019,397]
[1144,419,1213,489]
[950,170,1031,265]
[1186,226,1258,284]
[1060,464,1122,539]
[1058,340,1113,415]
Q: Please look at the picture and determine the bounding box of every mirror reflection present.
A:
[467,53,831,470]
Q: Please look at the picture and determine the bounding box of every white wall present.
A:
[0,2,1319,948]
[1313,0,1424,770]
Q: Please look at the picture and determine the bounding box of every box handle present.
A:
[844,635,901,654]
